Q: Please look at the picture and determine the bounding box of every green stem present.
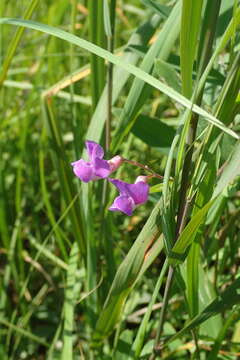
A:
[149,265,175,360]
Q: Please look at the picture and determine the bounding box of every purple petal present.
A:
[108,179,149,205]
[71,159,94,182]
[108,178,128,194]
[85,140,104,161]
[109,195,135,216]
[93,158,111,178]
[126,182,149,205]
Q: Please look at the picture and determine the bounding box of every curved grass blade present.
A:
[0,18,238,139]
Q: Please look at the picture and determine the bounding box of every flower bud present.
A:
[135,175,148,184]
[108,155,123,172]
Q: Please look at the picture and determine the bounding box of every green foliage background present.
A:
[0,0,240,359]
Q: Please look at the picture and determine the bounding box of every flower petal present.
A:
[108,178,149,205]
[108,178,127,194]
[109,195,135,216]
[85,140,104,161]
[126,182,149,205]
[71,159,94,182]
[93,158,111,178]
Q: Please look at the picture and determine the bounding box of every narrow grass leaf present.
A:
[88,0,105,109]
[131,260,168,358]
[61,242,79,360]
[103,0,112,37]
[29,237,68,271]
[186,144,218,317]
[0,318,49,347]
[180,0,204,97]
[0,0,39,85]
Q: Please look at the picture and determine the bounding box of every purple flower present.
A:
[71,140,122,183]
[109,176,149,216]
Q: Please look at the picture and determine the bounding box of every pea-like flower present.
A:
[71,140,122,183]
[108,176,149,216]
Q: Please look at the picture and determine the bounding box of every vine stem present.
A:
[122,158,165,180]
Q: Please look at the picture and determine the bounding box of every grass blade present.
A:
[180,0,204,97]
[0,0,39,86]
[61,242,79,360]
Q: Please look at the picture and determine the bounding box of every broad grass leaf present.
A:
[131,114,175,148]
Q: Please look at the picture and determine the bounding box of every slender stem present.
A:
[149,266,175,360]
[123,158,164,180]
[191,330,201,360]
